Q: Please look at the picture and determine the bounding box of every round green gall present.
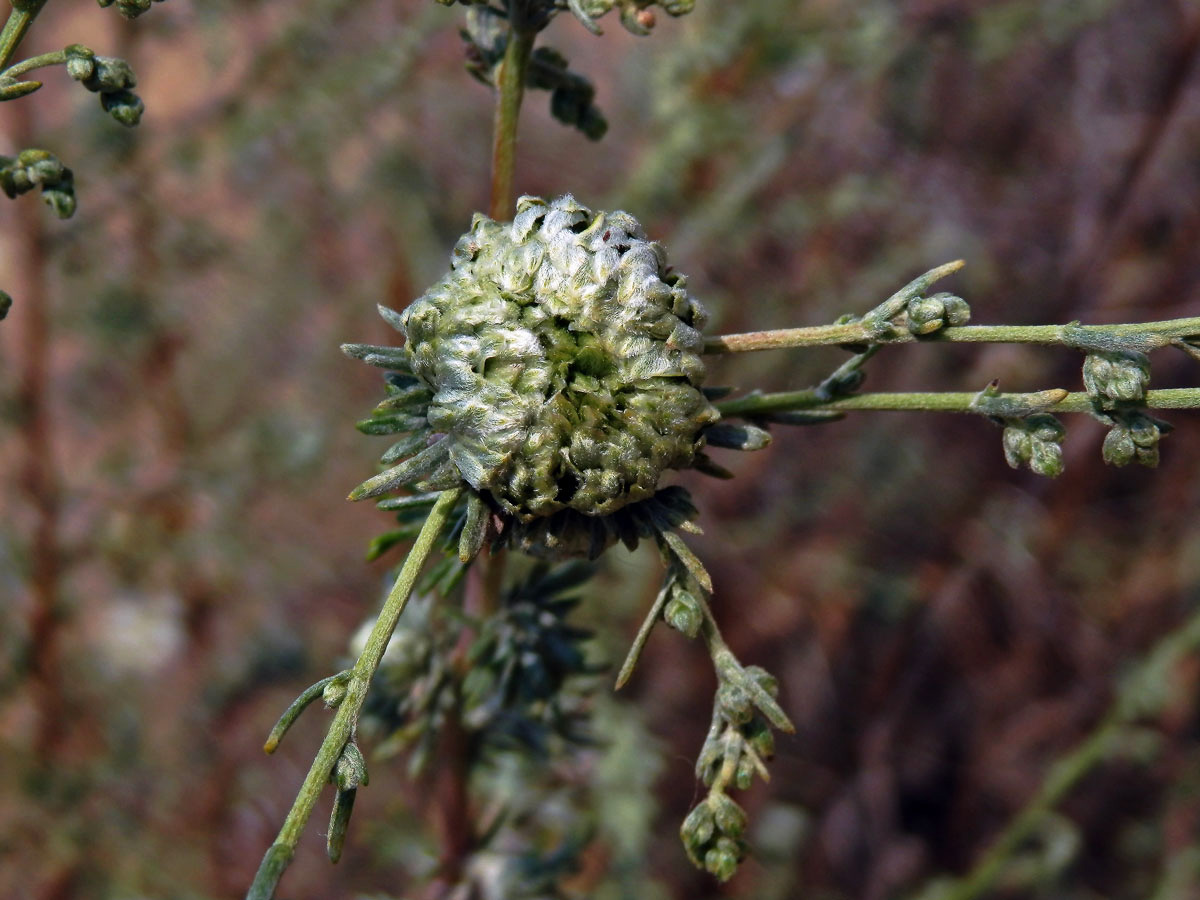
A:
[398,194,718,521]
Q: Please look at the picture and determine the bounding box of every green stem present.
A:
[718,387,1200,419]
[0,1,49,71]
[246,486,464,900]
[488,7,535,221]
[1,47,64,80]
[706,316,1200,355]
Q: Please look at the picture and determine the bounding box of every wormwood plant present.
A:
[233,3,1200,897]
[5,1,1200,898]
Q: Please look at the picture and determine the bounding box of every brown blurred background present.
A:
[3,1,1200,898]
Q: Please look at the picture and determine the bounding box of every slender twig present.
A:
[0,1,49,71]
[0,47,64,81]
[247,487,464,900]
[717,387,1200,419]
[706,315,1200,355]
[488,5,535,221]
[702,260,1200,355]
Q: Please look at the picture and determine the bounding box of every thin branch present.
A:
[247,487,465,900]
[488,7,535,221]
[703,258,1200,356]
[0,48,65,81]
[718,387,1200,419]
[707,315,1200,355]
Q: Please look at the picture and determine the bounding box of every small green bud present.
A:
[1103,412,1168,468]
[0,290,11,320]
[98,0,165,21]
[704,838,741,882]
[76,55,137,93]
[906,292,971,335]
[42,187,76,219]
[64,44,96,82]
[680,801,715,852]
[709,792,747,838]
[906,297,947,335]
[664,588,702,639]
[322,678,348,709]
[1002,414,1065,477]
[717,681,754,725]
[1,150,77,219]
[1102,424,1137,467]
[101,90,145,127]
[1082,350,1151,409]
[1029,435,1064,478]
[333,741,368,791]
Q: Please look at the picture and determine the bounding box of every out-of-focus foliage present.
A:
[2,0,1200,898]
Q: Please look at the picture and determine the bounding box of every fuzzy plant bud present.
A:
[0,149,76,219]
[72,53,136,93]
[905,291,970,335]
[664,587,702,638]
[66,47,145,127]
[568,0,697,35]
[333,742,368,791]
[1082,350,1151,410]
[1002,414,1065,478]
[101,90,145,127]
[1102,412,1169,468]
[681,793,748,882]
[382,195,717,520]
[529,47,608,140]
[64,45,96,83]
[97,0,166,19]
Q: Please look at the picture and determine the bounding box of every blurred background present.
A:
[3,0,1200,897]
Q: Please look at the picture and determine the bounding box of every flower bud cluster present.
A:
[572,0,697,35]
[0,149,76,218]
[530,47,607,139]
[680,792,748,882]
[905,291,971,335]
[1082,350,1151,410]
[98,0,166,18]
[1102,411,1170,468]
[679,664,780,880]
[460,9,607,140]
[65,45,144,127]
[1002,414,1065,478]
